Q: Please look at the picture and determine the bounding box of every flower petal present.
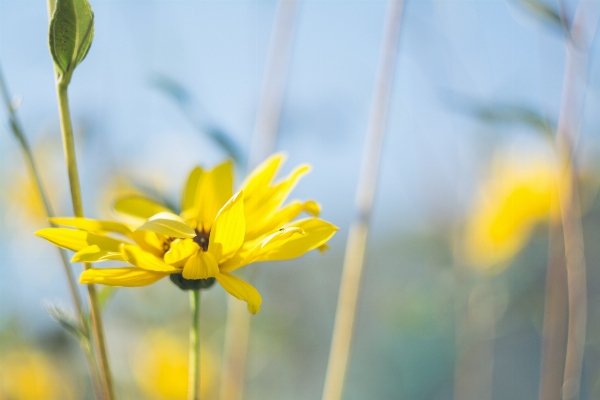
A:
[121,245,179,272]
[35,228,125,253]
[164,239,198,267]
[240,153,285,199]
[244,165,311,230]
[80,267,168,287]
[114,196,172,221]
[208,191,245,262]
[182,252,219,280]
[49,217,133,237]
[215,272,262,314]
[220,218,337,272]
[245,200,320,241]
[135,212,196,239]
[181,166,204,214]
[131,230,165,258]
[260,218,337,261]
[72,245,125,263]
[192,161,234,231]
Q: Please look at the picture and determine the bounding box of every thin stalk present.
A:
[0,65,103,398]
[219,2,299,399]
[321,2,404,400]
[538,223,568,400]
[188,289,202,400]
[54,79,116,400]
[453,279,495,400]
[553,3,600,399]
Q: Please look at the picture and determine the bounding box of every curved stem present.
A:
[0,65,103,399]
[55,80,116,400]
[188,289,201,400]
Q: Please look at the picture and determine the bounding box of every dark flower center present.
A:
[193,228,210,252]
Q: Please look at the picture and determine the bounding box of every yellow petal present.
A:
[131,230,166,258]
[164,239,198,267]
[260,218,337,261]
[245,200,320,241]
[121,245,179,272]
[240,153,285,199]
[220,218,337,272]
[49,217,133,237]
[136,212,196,239]
[35,228,125,253]
[208,191,245,262]
[193,160,234,231]
[244,165,311,230]
[114,196,171,221]
[80,267,168,287]
[181,166,204,214]
[182,252,219,280]
[317,244,330,254]
[72,245,125,263]
[215,272,262,314]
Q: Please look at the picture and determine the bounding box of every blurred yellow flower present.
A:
[463,147,564,271]
[0,348,76,400]
[36,154,338,314]
[133,330,216,400]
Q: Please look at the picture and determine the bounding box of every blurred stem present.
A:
[538,223,567,400]
[54,78,116,400]
[322,2,404,399]
[553,3,600,399]
[0,65,104,398]
[219,2,299,400]
[453,279,495,400]
[188,290,201,400]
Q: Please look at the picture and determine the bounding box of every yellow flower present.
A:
[0,348,77,400]
[132,330,216,399]
[463,147,564,271]
[36,154,337,314]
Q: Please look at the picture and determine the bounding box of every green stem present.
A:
[55,79,116,400]
[0,65,103,397]
[189,289,201,400]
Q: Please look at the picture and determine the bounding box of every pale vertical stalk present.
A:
[321,2,404,400]
[188,290,201,400]
[453,280,495,400]
[55,80,116,400]
[0,66,103,399]
[538,224,568,400]
[219,2,299,400]
[553,3,600,399]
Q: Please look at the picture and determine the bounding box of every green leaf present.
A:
[513,0,566,35]
[474,104,555,138]
[48,0,95,77]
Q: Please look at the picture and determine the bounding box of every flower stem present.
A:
[188,289,201,400]
[54,79,116,400]
[322,2,404,399]
[0,64,103,399]
[553,3,600,399]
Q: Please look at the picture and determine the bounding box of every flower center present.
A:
[193,228,210,252]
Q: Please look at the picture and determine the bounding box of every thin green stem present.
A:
[189,289,201,400]
[0,65,103,398]
[54,79,116,400]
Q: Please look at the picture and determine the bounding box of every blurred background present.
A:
[1,0,600,399]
